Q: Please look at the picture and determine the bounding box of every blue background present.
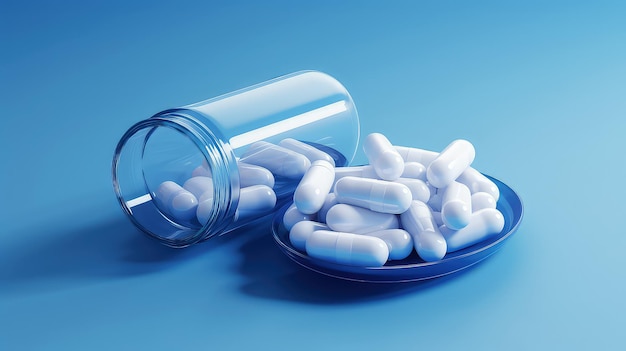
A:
[2,1,625,349]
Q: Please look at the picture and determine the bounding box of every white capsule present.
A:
[363,229,413,260]
[198,191,213,203]
[289,220,328,251]
[326,203,399,234]
[441,181,472,230]
[196,198,213,224]
[240,141,311,179]
[427,139,475,188]
[283,203,316,231]
[279,138,335,167]
[471,192,497,211]
[235,185,277,220]
[306,230,389,267]
[394,146,439,166]
[183,176,214,199]
[317,193,338,223]
[400,201,447,262]
[155,181,182,207]
[394,178,430,203]
[170,191,199,221]
[402,162,427,181]
[440,208,505,253]
[416,231,447,262]
[192,165,212,178]
[363,133,404,181]
[155,181,198,221]
[238,162,275,188]
[334,165,379,184]
[334,176,412,214]
[457,167,500,201]
[400,201,440,238]
[294,160,335,214]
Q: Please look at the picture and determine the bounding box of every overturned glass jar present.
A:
[112,71,360,247]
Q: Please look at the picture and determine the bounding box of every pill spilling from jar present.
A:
[155,132,506,267]
[112,71,360,247]
[112,71,522,281]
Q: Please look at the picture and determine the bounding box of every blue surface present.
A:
[2,1,625,349]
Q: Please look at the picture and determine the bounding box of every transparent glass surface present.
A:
[113,71,360,247]
[272,175,523,283]
[112,120,217,246]
[185,71,360,161]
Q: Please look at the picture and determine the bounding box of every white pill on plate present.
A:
[326,203,399,234]
[362,229,413,260]
[400,200,447,262]
[401,162,427,181]
[441,181,472,230]
[238,162,275,188]
[283,203,316,231]
[240,141,311,179]
[415,231,447,262]
[317,193,338,223]
[393,178,430,203]
[279,138,335,166]
[363,133,404,181]
[334,176,412,214]
[294,160,335,214]
[440,208,505,253]
[306,230,389,267]
[471,192,497,211]
[334,165,379,184]
[394,146,439,166]
[335,163,425,183]
[457,167,500,201]
[427,139,475,188]
[289,220,328,251]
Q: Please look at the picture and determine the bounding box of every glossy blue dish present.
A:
[272,175,523,283]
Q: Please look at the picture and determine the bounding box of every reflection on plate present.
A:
[272,175,523,283]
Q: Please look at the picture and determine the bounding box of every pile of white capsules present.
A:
[154,138,329,225]
[154,133,504,267]
[284,133,504,267]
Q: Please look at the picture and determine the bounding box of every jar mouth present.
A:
[112,111,239,248]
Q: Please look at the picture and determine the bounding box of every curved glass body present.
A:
[113,71,360,247]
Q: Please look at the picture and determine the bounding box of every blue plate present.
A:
[272,175,523,283]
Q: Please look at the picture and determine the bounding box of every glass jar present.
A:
[112,71,360,247]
